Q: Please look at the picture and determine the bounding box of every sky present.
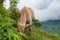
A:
[4,0,60,22]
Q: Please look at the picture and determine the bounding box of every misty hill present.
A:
[41,20,60,34]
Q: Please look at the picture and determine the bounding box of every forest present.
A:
[0,0,60,40]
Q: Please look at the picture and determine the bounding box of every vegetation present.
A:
[41,20,60,34]
[0,0,60,40]
[28,27,60,40]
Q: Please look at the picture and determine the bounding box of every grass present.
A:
[25,27,60,40]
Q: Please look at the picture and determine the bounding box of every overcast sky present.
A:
[4,0,60,22]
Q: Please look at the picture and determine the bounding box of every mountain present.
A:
[41,20,60,34]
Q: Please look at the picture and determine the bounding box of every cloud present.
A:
[17,0,53,10]
[3,0,10,9]
[17,0,38,9]
[42,0,60,20]
[32,0,60,21]
[34,0,53,10]
[4,0,60,22]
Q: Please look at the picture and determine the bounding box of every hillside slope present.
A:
[25,27,60,40]
[32,28,60,40]
[41,20,60,33]
[0,25,60,40]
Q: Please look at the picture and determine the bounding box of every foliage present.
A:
[9,0,19,7]
[32,19,41,28]
[0,25,22,40]
[25,27,60,40]
[0,3,22,40]
[9,0,20,27]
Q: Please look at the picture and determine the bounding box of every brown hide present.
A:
[17,6,34,33]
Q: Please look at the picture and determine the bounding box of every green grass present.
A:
[26,27,60,40]
[0,24,60,40]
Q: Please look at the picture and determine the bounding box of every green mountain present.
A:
[41,20,60,34]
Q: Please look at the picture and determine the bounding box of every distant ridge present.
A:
[41,20,60,34]
[41,20,60,24]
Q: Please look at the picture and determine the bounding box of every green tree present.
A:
[32,19,41,28]
[9,0,20,27]
[0,0,22,40]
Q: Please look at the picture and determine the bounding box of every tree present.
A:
[9,0,20,27]
[0,0,22,40]
[32,19,41,28]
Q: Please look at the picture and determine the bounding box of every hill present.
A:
[0,25,60,40]
[25,27,60,40]
[41,20,60,34]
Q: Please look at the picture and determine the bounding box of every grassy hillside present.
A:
[0,25,60,40]
[26,27,60,40]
